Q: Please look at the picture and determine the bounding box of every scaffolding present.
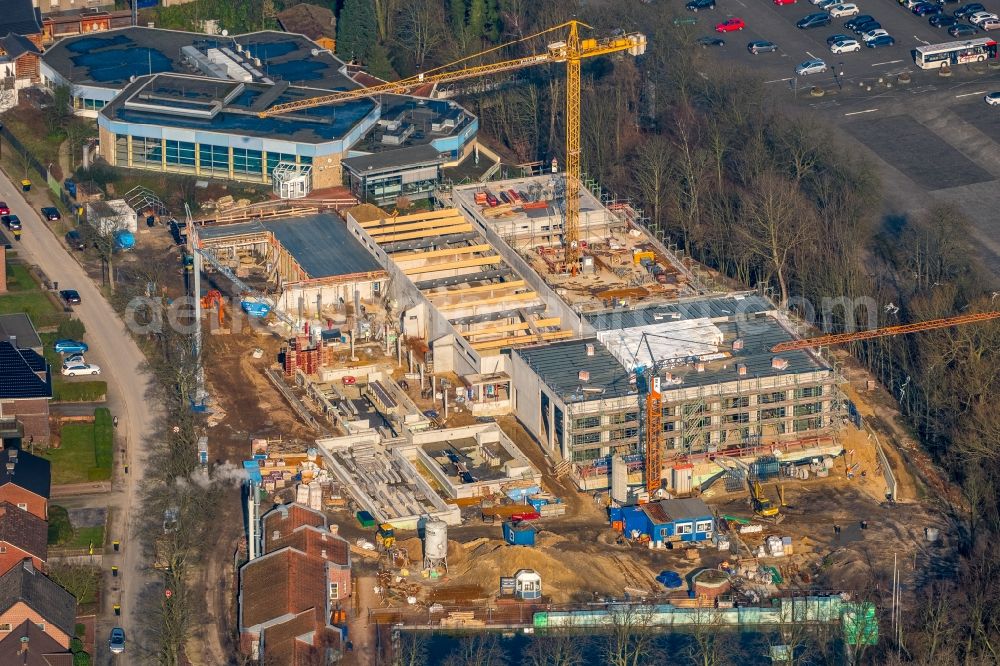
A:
[272,161,313,199]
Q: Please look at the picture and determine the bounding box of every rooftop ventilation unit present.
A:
[578,370,590,382]
[737,363,747,376]
[771,357,789,370]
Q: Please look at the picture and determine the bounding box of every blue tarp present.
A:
[505,485,541,502]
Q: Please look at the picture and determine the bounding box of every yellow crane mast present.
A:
[257,21,647,263]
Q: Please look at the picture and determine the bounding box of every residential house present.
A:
[0,502,47,575]
[277,3,336,51]
[0,1,43,83]
[0,338,54,446]
[0,559,76,649]
[0,446,51,521]
[0,619,72,665]
[240,503,351,664]
[35,0,112,13]
[622,498,715,544]
[0,33,42,110]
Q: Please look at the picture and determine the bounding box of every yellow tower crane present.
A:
[257,21,647,264]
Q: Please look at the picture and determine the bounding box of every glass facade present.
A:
[113,133,314,184]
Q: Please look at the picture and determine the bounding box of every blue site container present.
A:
[608,506,624,523]
[502,521,536,546]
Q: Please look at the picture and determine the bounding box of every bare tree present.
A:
[442,633,508,666]
[737,170,819,306]
[633,134,671,233]
[684,606,733,666]
[601,604,662,666]
[522,628,586,666]
[394,0,447,70]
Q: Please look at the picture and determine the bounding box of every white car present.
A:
[862,28,890,41]
[981,17,1000,29]
[828,3,860,16]
[817,0,840,8]
[985,92,1000,105]
[63,354,86,365]
[796,58,828,74]
[830,38,862,52]
[61,362,101,377]
[903,0,923,8]
[969,11,998,25]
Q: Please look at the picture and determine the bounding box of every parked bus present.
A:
[913,38,998,69]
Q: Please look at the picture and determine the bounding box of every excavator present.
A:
[750,480,779,518]
[376,523,395,550]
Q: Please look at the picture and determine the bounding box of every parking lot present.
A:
[686,0,998,84]
[680,0,1000,277]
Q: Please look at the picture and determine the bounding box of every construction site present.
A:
[132,18,982,665]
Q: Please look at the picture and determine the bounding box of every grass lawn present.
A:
[69,525,105,551]
[44,411,114,484]
[0,262,64,328]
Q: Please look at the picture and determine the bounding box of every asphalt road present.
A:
[0,176,154,662]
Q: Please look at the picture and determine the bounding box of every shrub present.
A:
[57,318,86,341]
[48,505,73,545]
[73,651,91,666]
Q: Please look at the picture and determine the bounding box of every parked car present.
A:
[65,229,85,250]
[913,2,943,15]
[939,0,961,5]
[867,34,897,46]
[949,22,978,34]
[827,32,855,43]
[748,39,779,53]
[831,37,862,52]
[930,14,959,26]
[854,20,882,33]
[985,91,1000,104]
[2,215,21,231]
[715,17,746,31]
[40,207,61,221]
[829,3,861,16]
[817,0,840,9]
[862,28,891,41]
[954,2,986,18]
[697,36,727,46]
[796,58,829,74]
[109,628,125,655]
[0,202,9,216]
[61,362,100,377]
[59,289,81,305]
[903,0,926,8]
[969,10,998,23]
[63,354,85,365]
[845,14,875,29]
[686,0,716,10]
[54,339,88,354]
[775,0,798,5]
[798,12,833,27]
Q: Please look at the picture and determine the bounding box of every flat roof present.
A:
[516,317,829,404]
[43,27,359,91]
[343,144,444,174]
[515,338,634,403]
[199,213,384,280]
[586,294,774,330]
[0,314,42,351]
[103,74,376,144]
[643,498,712,524]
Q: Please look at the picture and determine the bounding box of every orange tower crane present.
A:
[770,311,1000,352]
[256,21,647,264]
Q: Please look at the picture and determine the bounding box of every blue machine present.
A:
[114,230,135,250]
[503,521,536,546]
[241,299,272,318]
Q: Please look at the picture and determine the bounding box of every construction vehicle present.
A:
[256,20,647,265]
[750,480,779,518]
[200,289,225,327]
[376,523,395,550]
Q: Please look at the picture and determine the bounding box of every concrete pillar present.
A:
[194,141,201,175]
[228,146,234,180]
[161,138,167,170]
[126,135,133,167]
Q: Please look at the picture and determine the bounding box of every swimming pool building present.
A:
[40,27,479,191]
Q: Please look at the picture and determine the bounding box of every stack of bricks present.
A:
[283,336,320,376]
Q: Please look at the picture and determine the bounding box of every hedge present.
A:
[93,408,113,472]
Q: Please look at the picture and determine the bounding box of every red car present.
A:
[0,202,8,216]
[774,0,797,5]
[715,18,746,32]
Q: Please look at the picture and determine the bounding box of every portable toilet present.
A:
[503,521,536,546]
[514,569,542,600]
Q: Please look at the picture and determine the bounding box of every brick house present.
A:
[239,503,351,664]
[0,560,76,650]
[0,446,50,522]
[0,338,53,447]
[0,502,47,576]
[0,619,72,665]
